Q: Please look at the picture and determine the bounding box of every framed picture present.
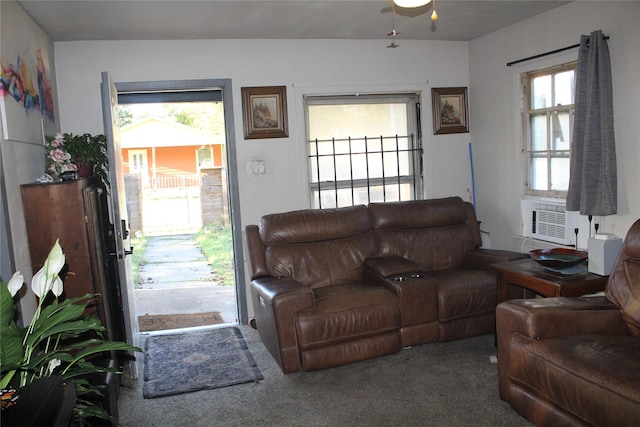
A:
[431,87,469,135]
[241,86,288,139]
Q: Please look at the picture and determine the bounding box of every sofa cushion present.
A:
[606,218,640,337]
[260,205,377,287]
[510,334,640,425]
[296,283,400,351]
[368,197,480,270]
[260,205,370,244]
[429,269,497,322]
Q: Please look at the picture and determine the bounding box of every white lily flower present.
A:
[7,271,24,297]
[43,240,65,278]
[31,267,50,298]
[31,239,66,298]
[51,276,63,297]
[47,358,61,375]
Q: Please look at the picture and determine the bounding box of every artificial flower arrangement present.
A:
[45,132,110,186]
[45,133,77,178]
[0,240,140,424]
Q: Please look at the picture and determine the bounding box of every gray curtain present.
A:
[566,30,617,215]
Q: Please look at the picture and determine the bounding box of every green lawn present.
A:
[196,224,234,285]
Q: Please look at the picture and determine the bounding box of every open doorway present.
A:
[111,83,243,334]
[119,100,236,331]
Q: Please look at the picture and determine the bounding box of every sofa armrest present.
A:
[462,249,528,271]
[364,256,424,278]
[496,296,627,400]
[250,276,315,374]
[245,225,269,280]
[497,296,626,339]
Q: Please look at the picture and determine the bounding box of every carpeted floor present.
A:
[119,326,533,426]
[143,327,263,398]
[138,311,224,332]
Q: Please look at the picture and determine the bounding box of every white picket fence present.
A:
[142,173,201,191]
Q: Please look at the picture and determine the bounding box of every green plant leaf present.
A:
[25,295,100,349]
[26,317,104,351]
[73,399,116,424]
[62,132,110,187]
[0,322,24,368]
[62,342,141,374]
[0,281,15,325]
[0,283,25,371]
[61,365,112,381]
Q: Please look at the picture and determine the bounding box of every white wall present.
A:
[469,1,640,251]
[54,39,472,223]
[0,0,59,322]
[54,38,471,317]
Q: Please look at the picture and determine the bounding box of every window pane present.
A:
[335,153,353,181]
[531,114,548,151]
[308,103,407,140]
[197,148,212,167]
[311,183,413,209]
[552,111,570,151]
[531,75,552,109]
[524,62,576,197]
[317,156,335,182]
[550,157,570,191]
[531,157,548,190]
[306,95,421,209]
[554,70,575,105]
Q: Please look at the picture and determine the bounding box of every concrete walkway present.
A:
[133,235,237,326]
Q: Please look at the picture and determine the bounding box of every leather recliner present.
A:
[496,218,640,426]
[245,197,527,374]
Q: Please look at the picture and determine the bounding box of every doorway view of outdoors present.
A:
[118,99,237,332]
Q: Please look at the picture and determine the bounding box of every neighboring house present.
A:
[120,117,224,188]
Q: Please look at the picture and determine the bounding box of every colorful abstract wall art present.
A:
[0,0,56,143]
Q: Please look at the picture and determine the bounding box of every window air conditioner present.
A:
[520,199,579,246]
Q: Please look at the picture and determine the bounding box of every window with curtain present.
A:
[523,62,576,197]
[305,93,423,209]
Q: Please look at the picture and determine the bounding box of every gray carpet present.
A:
[143,326,263,398]
[121,326,532,426]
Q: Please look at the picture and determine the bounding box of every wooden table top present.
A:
[492,257,605,285]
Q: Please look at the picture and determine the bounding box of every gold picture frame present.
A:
[431,87,469,135]
[241,86,289,139]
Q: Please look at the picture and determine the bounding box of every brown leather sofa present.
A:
[496,218,640,426]
[245,197,526,374]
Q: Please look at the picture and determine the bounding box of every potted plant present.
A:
[46,132,110,186]
[63,132,110,186]
[0,240,141,425]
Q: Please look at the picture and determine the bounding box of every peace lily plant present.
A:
[0,239,141,423]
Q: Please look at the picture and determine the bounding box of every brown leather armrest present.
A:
[250,276,314,374]
[462,249,528,271]
[496,296,627,400]
[497,296,626,339]
[245,224,269,279]
[364,256,424,278]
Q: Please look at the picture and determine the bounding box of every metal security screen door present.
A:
[306,93,423,209]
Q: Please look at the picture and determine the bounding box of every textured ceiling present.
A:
[17,0,571,42]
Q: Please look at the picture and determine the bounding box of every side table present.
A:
[493,258,609,305]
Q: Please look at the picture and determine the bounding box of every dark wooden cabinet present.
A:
[21,177,125,342]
